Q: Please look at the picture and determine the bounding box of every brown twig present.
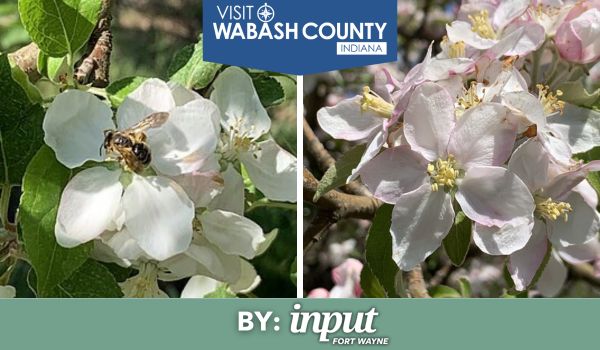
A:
[303,212,334,253]
[75,0,113,87]
[407,265,431,298]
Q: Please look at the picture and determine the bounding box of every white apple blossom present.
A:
[210,67,297,203]
[0,285,16,298]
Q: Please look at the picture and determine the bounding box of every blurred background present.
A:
[303,0,600,298]
[1,0,297,298]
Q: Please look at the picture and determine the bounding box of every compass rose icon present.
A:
[257,3,275,23]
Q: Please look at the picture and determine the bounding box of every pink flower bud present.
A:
[555,8,600,64]
[307,288,330,298]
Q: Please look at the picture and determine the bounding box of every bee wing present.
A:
[123,112,169,133]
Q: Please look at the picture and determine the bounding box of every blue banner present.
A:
[203,0,398,74]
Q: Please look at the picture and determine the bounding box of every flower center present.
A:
[119,262,165,298]
[537,84,565,115]
[449,40,466,58]
[469,10,496,39]
[360,86,394,118]
[427,156,460,192]
[221,117,261,161]
[455,82,481,118]
[535,196,572,222]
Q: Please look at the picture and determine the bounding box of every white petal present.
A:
[446,21,496,50]
[493,0,529,29]
[547,191,600,247]
[149,98,220,176]
[456,166,535,227]
[91,239,132,268]
[240,139,297,202]
[168,81,202,106]
[502,91,546,129]
[158,254,204,281]
[358,146,428,204]
[422,58,475,81]
[56,167,123,247]
[200,210,265,259]
[103,229,146,261]
[171,170,224,208]
[501,22,545,56]
[208,165,245,215]
[181,275,222,298]
[316,96,382,141]
[0,285,16,298]
[210,66,270,139]
[123,175,194,260]
[538,129,574,167]
[348,130,386,181]
[473,217,534,255]
[447,103,516,169]
[184,239,242,284]
[230,260,261,293]
[558,239,600,264]
[391,184,455,271]
[536,251,567,297]
[508,221,549,290]
[508,139,549,192]
[548,104,600,154]
[43,90,114,168]
[403,82,455,161]
[116,78,176,129]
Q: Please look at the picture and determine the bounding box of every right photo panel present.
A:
[303,0,600,298]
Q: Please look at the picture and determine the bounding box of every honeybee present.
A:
[102,112,169,173]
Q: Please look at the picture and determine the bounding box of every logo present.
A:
[257,3,275,23]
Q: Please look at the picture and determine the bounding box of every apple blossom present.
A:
[307,258,363,298]
[0,285,16,298]
[555,5,600,64]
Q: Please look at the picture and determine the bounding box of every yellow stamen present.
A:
[449,40,466,58]
[469,10,496,39]
[427,155,460,192]
[360,86,394,118]
[537,84,565,115]
[535,197,572,222]
[455,82,481,118]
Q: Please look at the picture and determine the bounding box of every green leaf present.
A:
[20,146,92,296]
[101,262,133,283]
[363,204,402,297]
[251,73,285,107]
[573,146,600,209]
[442,211,472,266]
[360,262,386,298]
[313,143,367,201]
[46,260,123,297]
[10,65,43,104]
[0,54,45,185]
[205,284,237,298]
[556,80,600,108]
[290,257,297,287]
[37,52,68,81]
[458,277,472,298]
[18,0,102,57]
[430,285,461,298]
[168,38,222,90]
[106,76,148,108]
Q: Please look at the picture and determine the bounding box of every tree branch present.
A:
[407,265,431,298]
[75,0,113,87]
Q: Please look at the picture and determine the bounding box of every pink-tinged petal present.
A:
[493,0,530,29]
[508,139,549,192]
[544,160,600,200]
[404,82,455,161]
[348,130,386,181]
[547,191,600,247]
[422,58,475,81]
[123,175,194,261]
[56,167,123,248]
[448,103,516,168]
[558,238,600,264]
[537,129,574,167]
[456,166,535,227]
[317,96,382,141]
[446,21,497,50]
[555,9,600,64]
[508,221,548,291]
[499,22,545,56]
[473,217,534,256]
[573,179,599,209]
[358,146,428,204]
[548,104,600,154]
[372,69,394,102]
[501,91,546,130]
[536,251,567,297]
[116,78,176,129]
[307,288,330,298]
[43,90,115,168]
[391,184,455,271]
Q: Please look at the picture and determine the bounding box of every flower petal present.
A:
[456,166,535,227]
[548,104,600,154]
[473,217,534,255]
[446,21,496,50]
[168,81,202,106]
[502,91,546,129]
[0,285,16,298]
[56,167,123,247]
[210,66,270,139]
[558,238,600,264]
[493,0,530,29]
[403,82,455,161]
[316,96,382,141]
[171,170,224,208]
[183,238,242,284]
[348,130,386,182]
[43,90,115,168]
[358,146,428,204]
[240,139,297,202]
[180,275,222,298]
[148,98,220,176]
[116,78,176,129]
[508,221,548,290]
[508,139,549,192]
[547,191,600,247]
[200,210,265,259]
[208,165,245,215]
[536,251,567,297]
[230,260,261,294]
[123,175,194,260]
[102,229,146,261]
[448,103,516,169]
[501,22,545,56]
[391,184,455,271]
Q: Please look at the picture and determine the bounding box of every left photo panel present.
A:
[0,0,297,298]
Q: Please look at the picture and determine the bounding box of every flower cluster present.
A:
[318,0,600,296]
[307,258,363,298]
[44,67,297,297]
